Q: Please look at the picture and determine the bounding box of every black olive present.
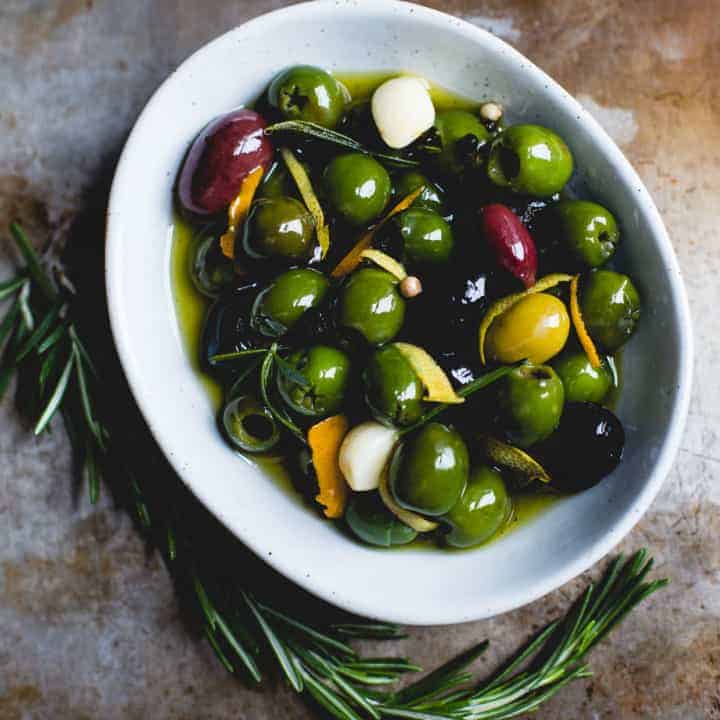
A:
[201,278,267,372]
[534,402,625,492]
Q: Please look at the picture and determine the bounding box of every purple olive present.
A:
[177,109,273,217]
[480,204,538,289]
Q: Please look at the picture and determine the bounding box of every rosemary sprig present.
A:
[1,222,106,503]
[265,120,420,168]
[2,224,668,719]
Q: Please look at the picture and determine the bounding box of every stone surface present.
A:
[1,1,719,718]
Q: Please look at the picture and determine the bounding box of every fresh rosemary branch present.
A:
[1,222,107,503]
[1,223,668,719]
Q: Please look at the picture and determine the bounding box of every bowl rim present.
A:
[106,0,693,624]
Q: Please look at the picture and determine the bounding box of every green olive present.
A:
[434,109,490,174]
[395,208,454,264]
[190,231,234,298]
[580,270,640,351]
[251,268,329,337]
[390,423,469,517]
[345,492,418,547]
[222,395,280,453]
[339,268,405,346]
[484,293,570,364]
[550,200,619,268]
[487,124,573,196]
[243,197,315,261]
[443,465,512,548]
[257,160,299,200]
[277,345,351,418]
[552,348,613,403]
[393,171,445,212]
[498,363,565,447]
[267,65,347,128]
[364,345,425,427]
[322,153,391,226]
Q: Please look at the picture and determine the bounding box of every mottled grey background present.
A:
[1,1,718,718]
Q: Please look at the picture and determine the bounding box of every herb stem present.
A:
[399,364,517,436]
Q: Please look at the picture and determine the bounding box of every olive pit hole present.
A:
[242,413,275,441]
[498,146,520,180]
[286,85,309,112]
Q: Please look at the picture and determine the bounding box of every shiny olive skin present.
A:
[191,232,234,298]
[487,124,573,196]
[552,349,613,404]
[322,153,392,226]
[257,161,296,199]
[222,395,280,453]
[277,345,351,417]
[243,197,315,261]
[498,363,565,447]
[580,270,640,351]
[535,402,625,491]
[551,200,619,268]
[434,109,490,174]
[394,171,445,212]
[485,293,570,364]
[396,208,454,264]
[443,465,512,548]
[178,109,273,217]
[364,345,425,426]
[345,493,418,547]
[339,268,405,346]
[267,65,347,128]
[390,423,469,517]
[251,269,329,337]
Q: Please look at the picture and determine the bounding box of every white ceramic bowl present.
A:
[106,0,692,625]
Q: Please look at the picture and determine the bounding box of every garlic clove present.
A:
[338,421,399,492]
[371,76,435,150]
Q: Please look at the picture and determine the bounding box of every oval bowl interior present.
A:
[106,0,692,625]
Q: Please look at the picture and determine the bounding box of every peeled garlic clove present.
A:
[371,77,435,149]
[338,421,399,491]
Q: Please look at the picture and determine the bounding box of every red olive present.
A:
[480,203,538,288]
[177,109,273,217]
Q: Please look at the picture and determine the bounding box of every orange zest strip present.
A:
[219,166,265,259]
[570,274,602,369]
[280,147,330,258]
[308,414,350,519]
[330,186,424,279]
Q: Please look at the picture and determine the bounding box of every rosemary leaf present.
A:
[210,347,272,363]
[34,351,74,435]
[15,302,62,362]
[392,641,489,706]
[0,276,26,300]
[205,625,236,674]
[258,602,356,658]
[333,623,406,640]
[73,343,105,449]
[10,222,57,303]
[214,611,263,683]
[243,591,303,692]
[37,323,67,355]
[297,664,365,720]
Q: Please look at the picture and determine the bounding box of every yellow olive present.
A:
[484,293,570,364]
